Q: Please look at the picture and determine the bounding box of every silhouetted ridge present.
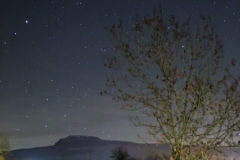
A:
[54,135,101,146]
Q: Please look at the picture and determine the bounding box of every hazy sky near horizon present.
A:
[1,0,240,150]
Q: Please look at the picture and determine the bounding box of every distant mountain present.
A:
[54,135,102,146]
[11,135,171,160]
[11,135,240,160]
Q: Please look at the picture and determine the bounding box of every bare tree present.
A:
[103,6,240,160]
[110,146,131,160]
[0,133,11,160]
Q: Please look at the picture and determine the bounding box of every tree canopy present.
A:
[104,6,240,160]
[0,133,11,160]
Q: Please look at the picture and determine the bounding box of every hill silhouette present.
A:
[11,135,170,160]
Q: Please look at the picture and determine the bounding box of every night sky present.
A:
[1,0,240,150]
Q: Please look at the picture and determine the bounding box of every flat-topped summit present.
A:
[54,135,101,146]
